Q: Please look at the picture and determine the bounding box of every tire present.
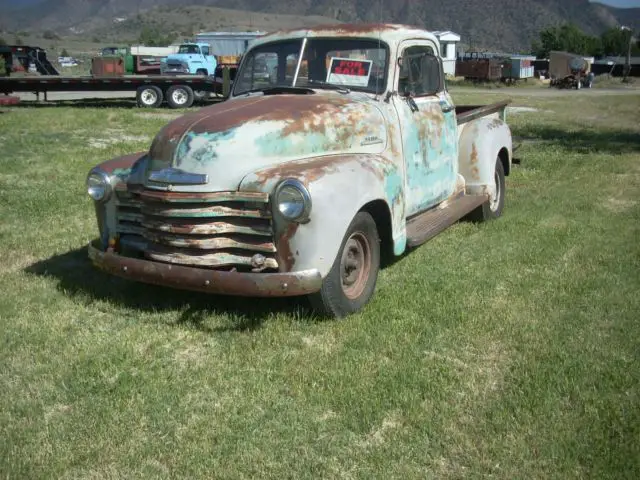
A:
[136,85,163,108]
[467,156,506,222]
[165,84,194,109]
[309,212,380,318]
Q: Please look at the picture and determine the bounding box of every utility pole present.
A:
[621,26,632,83]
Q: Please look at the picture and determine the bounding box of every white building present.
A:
[432,31,461,76]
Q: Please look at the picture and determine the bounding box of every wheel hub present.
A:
[340,232,371,299]
[141,90,157,104]
[172,90,187,105]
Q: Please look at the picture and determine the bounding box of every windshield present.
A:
[178,45,200,54]
[233,38,389,96]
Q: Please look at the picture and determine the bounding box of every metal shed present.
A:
[195,31,266,57]
[504,55,536,79]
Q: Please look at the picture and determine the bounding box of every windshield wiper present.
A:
[306,80,351,94]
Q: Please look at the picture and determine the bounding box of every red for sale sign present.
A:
[326,57,373,87]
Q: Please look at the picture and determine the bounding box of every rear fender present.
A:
[458,117,512,199]
[239,154,406,277]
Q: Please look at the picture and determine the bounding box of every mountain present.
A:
[1,0,639,52]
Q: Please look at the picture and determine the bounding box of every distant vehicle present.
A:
[455,51,505,81]
[0,45,59,75]
[548,51,591,89]
[58,56,79,67]
[161,43,217,76]
[96,45,178,75]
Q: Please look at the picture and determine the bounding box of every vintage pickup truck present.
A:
[85,24,513,318]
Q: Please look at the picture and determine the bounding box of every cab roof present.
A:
[252,23,440,52]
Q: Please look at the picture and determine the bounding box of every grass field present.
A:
[1,88,639,478]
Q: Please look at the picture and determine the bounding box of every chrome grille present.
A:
[114,188,278,271]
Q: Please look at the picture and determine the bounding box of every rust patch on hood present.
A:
[189,95,352,134]
[148,94,358,166]
[244,155,345,190]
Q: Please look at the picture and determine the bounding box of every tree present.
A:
[600,27,639,56]
[0,36,7,46]
[138,26,176,47]
[532,23,601,58]
[0,55,5,76]
[60,48,69,57]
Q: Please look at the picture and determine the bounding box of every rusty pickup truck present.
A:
[85,24,513,318]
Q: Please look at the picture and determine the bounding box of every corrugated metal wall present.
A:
[195,33,264,56]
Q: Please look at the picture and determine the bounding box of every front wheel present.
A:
[309,212,380,318]
[467,156,505,222]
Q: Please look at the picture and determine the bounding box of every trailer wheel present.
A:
[166,85,194,109]
[136,85,163,108]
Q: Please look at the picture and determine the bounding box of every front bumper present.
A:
[87,241,322,297]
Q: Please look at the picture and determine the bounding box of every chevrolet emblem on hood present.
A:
[148,168,208,185]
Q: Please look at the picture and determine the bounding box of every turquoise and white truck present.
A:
[160,43,218,76]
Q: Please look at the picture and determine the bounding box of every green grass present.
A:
[1,91,639,479]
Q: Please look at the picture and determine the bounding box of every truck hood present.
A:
[145,93,388,192]
[165,53,198,64]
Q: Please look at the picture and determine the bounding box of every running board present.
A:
[406,194,488,247]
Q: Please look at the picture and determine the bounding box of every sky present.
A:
[590,0,640,6]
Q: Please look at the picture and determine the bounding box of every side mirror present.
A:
[398,52,442,97]
[420,54,443,96]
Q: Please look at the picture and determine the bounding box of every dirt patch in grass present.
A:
[88,132,151,149]
[135,112,182,121]
[604,197,638,213]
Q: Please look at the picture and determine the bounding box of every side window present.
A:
[399,45,442,97]
[201,46,209,56]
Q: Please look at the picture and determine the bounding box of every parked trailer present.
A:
[455,52,505,81]
[501,55,535,83]
[548,51,591,89]
[0,74,232,108]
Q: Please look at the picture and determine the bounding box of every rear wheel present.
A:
[136,85,163,108]
[467,156,505,222]
[165,84,194,109]
[309,212,380,318]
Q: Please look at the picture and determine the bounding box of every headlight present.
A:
[274,179,311,222]
[86,169,112,202]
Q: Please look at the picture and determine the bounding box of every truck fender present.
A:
[89,152,148,248]
[238,154,406,277]
[457,117,512,199]
[93,151,149,185]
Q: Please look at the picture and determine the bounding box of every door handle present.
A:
[406,96,419,113]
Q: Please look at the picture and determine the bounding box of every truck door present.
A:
[392,41,458,216]
[200,45,217,76]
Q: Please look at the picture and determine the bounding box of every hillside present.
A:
[1,0,639,52]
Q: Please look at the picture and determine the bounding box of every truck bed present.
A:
[456,100,511,125]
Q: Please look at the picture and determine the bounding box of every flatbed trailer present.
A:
[0,73,231,108]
